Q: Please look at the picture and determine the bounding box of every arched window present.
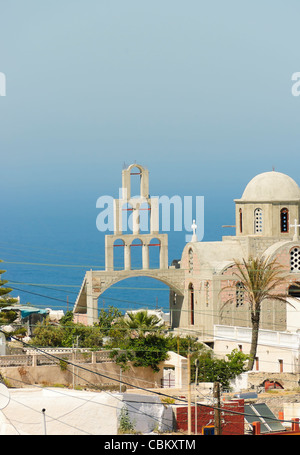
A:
[130,165,142,198]
[254,208,263,234]
[113,239,125,270]
[239,208,243,233]
[139,201,151,233]
[130,238,143,270]
[122,202,133,233]
[290,247,300,272]
[188,283,194,325]
[188,248,194,272]
[149,237,160,269]
[280,208,289,233]
[236,282,244,307]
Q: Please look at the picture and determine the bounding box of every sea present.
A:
[0,191,232,318]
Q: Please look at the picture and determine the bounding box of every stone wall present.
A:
[247,372,300,390]
[1,361,163,390]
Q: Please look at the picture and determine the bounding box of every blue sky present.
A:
[1,1,300,306]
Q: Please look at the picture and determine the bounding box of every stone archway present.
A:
[73,268,185,325]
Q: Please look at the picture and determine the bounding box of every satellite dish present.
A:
[0,383,10,409]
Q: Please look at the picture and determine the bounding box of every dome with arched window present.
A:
[235,171,300,237]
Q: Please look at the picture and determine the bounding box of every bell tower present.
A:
[105,164,168,271]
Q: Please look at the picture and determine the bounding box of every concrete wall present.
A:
[0,388,122,435]
[0,350,189,392]
[1,361,164,390]
[120,393,174,433]
[214,325,300,374]
[247,372,300,390]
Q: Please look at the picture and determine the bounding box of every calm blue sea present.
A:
[1,191,233,317]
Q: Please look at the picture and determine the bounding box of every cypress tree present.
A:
[0,261,19,324]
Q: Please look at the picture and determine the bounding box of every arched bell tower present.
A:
[105,164,168,271]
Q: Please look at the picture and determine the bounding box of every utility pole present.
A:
[73,335,79,390]
[187,353,192,435]
[213,382,222,435]
[194,359,199,435]
[42,408,46,435]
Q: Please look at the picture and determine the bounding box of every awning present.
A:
[0,305,48,319]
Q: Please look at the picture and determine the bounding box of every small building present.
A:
[0,305,48,336]
[175,398,245,435]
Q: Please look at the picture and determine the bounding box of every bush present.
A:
[118,406,135,434]
[30,317,103,349]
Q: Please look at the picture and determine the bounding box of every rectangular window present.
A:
[279,359,283,373]
[254,208,263,234]
[239,209,243,233]
[280,208,289,233]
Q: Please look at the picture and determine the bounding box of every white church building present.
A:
[175,170,300,376]
[74,165,300,377]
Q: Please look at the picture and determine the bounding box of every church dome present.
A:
[240,171,300,202]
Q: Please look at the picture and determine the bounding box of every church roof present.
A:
[184,240,244,268]
[237,171,300,202]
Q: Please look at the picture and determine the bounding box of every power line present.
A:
[2,331,298,428]
[6,284,300,356]
[3,261,105,269]
[8,279,300,317]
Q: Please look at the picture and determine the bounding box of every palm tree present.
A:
[122,310,164,338]
[220,255,290,371]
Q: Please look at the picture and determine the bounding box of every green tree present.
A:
[122,310,164,335]
[110,333,170,373]
[59,310,74,325]
[31,315,103,349]
[30,318,65,347]
[0,263,20,324]
[108,310,168,372]
[98,305,123,336]
[166,335,205,358]
[192,349,249,389]
[220,256,290,371]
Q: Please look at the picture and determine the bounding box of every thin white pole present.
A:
[42,408,46,435]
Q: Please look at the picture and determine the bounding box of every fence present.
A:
[0,349,115,368]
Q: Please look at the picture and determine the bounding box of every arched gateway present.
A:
[73,164,185,325]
